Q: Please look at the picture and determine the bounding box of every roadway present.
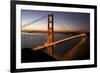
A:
[32,33,86,51]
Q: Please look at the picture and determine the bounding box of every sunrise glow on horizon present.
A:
[21,10,90,32]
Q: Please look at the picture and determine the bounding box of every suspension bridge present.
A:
[22,13,87,57]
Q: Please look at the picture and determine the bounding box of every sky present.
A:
[21,10,90,32]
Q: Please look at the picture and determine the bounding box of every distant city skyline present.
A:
[21,10,90,32]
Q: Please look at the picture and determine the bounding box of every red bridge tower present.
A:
[47,13,54,56]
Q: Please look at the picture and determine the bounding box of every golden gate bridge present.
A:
[22,13,87,58]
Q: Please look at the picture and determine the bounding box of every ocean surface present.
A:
[21,32,81,58]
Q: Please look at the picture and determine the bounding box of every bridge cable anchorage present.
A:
[22,15,48,29]
[32,33,86,51]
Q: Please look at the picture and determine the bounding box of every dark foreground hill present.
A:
[21,48,57,63]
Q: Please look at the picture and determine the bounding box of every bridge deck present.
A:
[32,33,86,51]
